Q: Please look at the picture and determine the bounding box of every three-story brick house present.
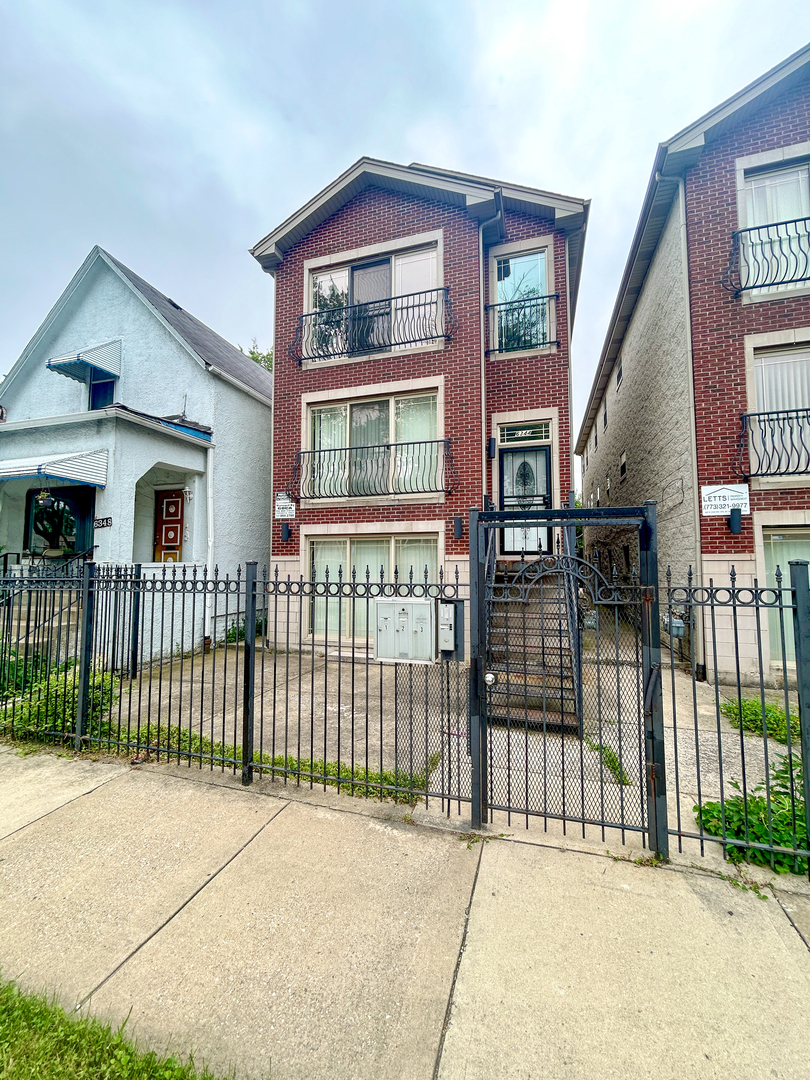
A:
[577,44,810,681]
[251,158,588,631]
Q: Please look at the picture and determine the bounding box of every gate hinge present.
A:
[647,761,659,781]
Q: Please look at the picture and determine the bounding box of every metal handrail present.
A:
[734,409,810,478]
[289,438,457,500]
[486,293,558,354]
[289,287,456,364]
[721,216,810,294]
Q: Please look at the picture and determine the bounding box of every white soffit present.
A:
[0,449,109,487]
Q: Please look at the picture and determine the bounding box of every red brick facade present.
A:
[270,182,574,564]
[685,76,810,556]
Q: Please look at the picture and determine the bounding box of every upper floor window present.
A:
[616,356,623,389]
[603,403,608,430]
[291,243,451,364]
[89,368,115,410]
[740,344,810,479]
[619,450,627,481]
[46,338,121,410]
[488,239,556,355]
[723,154,810,296]
[296,391,452,499]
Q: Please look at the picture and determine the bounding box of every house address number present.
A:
[94,517,112,529]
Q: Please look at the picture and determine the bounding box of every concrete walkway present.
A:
[2,747,810,1080]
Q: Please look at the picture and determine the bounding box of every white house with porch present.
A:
[0,246,272,575]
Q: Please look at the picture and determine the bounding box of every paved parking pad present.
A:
[0,770,281,1003]
[437,841,810,1080]
[89,800,478,1080]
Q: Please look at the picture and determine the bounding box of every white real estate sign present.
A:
[700,484,750,516]
[274,492,296,520]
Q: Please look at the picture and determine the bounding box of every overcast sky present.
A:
[3,0,810,440]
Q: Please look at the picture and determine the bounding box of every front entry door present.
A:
[154,490,184,562]
[500,447,550,554]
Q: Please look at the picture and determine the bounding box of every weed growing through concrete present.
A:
[584,737,631,786]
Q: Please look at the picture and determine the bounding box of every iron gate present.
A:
[469,504,668,857]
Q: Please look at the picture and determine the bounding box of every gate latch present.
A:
[643,663,661,714]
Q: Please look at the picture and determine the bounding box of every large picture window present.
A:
[489,245,554,354]
[308,247,439,358]
[309,535,439,638]
[306,392,440,499]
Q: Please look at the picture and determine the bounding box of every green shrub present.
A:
[2,666,116,740]
[720,697,800,746]
[695,753,807,875]
[224,616,267,643]
[0,648,47,696]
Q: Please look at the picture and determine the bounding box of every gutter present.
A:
[478,190,503,505]
[0,407,215,448]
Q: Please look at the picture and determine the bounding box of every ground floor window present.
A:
[309,534,438,637]
[24,486,94,556]
[763,526,810,662]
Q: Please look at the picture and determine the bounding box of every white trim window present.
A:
[309,534,439,637]
[488,238,555,356]
[740,163,810,295]
[305,246,441,360]
[305,391,440,499]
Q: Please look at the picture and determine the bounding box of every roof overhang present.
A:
[575,42,810,455]
[0,449,108,487]
[250,157,589,275]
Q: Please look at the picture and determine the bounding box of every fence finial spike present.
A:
[730,564,737,585]
[687,564,693,587]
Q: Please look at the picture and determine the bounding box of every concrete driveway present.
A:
[1,745,810,1080]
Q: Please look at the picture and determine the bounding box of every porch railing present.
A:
[289,438,457,500]
[735,409,810,478]
[288,287,455,364]
[721,217,810,294]
[486,293,558,355]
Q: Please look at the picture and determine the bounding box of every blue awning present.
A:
[0,450,108,487]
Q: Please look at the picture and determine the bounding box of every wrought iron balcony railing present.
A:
[735,409,810,478]
[288,287,455,364]
[486,293,558,355]
[721,217,810,294]
[289,438,458,499]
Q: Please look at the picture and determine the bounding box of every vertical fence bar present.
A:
[130,564,141,680]
[242,562,257,786]
[75,562,95,753]
[469,509,485,830]
[789,560,810,873]
[640,502,668,859]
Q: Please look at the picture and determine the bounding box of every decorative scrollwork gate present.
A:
[469,504,668,858]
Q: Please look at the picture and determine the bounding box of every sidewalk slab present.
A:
[89,800,479,1080]
[0,770,283,1003]
[438,842,810,1080]
[0,748,126,839]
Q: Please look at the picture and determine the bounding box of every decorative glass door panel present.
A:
[500,447,550,555]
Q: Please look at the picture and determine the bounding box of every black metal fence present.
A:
[487,293,558,354]
[1,549,809,878]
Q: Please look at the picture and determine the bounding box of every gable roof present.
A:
[1,247,273,405]
[250,157,590,325]
[574,42,810,455]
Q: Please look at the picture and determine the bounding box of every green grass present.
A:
[0,979,229,1079]
[584,736,632,786]
[720,697,800,746]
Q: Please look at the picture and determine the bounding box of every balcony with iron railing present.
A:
[486,293,558,355]
[288,287,455,364]
[721,217,810,295]
[735,409,810,478]
[288,438,458,500]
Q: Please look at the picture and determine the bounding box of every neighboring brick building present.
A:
[576,43,810,680]
[251,159,588,622]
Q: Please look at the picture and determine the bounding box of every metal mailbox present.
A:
[375,599,437,663]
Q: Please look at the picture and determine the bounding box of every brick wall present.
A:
[271,187,572,560]
[685,76,810,557]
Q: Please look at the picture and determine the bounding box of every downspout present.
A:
[676,175,705,674]
[205,443,215,639]
[479,190,503,506]
[565,233,574,509]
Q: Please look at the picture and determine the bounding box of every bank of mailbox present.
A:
[375,600,437,663]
